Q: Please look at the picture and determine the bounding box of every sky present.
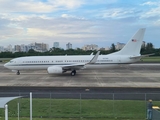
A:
[0,0,160,49]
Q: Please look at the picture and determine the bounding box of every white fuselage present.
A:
[4,54,139,71]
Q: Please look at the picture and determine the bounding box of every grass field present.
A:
[0,98,159,120]
[0,117,134,120]
[0,58,11,62]
[141,56,160,62]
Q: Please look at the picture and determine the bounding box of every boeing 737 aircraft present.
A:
[4,28,146,76]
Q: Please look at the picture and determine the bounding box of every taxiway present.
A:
[0,63,160,88]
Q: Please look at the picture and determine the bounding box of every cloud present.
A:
[98,8,136,19]
[0,13,106,47]
[61,14,85,20]
[141,1,158,6]
[0,0,84,13]
[153,19,160,26]
[139,2,160,26]
[140,7,160,18]
[49,0,84,9]
[0,0,160,48]
[0,0,53,13]
[85,0,118,5]
[26,28,55,37]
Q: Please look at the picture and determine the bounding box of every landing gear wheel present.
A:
[17,70,20,75]
[71,70,76,76]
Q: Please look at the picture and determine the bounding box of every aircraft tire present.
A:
[71,70,76,76]
[17,71,20,75]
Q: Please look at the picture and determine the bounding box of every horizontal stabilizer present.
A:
[130,53,155,59]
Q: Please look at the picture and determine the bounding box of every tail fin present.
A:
[113,28,146,56]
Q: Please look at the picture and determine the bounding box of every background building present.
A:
[66,42,72,50]
[28,43,36,50]
[115,42,125,50]
[0,46,4,53]
[14,45,21,52]
[53,42,59,48]
[105,47,110,51]
[20,44,28,52]
[82,44,98,51]
[5,45,13,52]
[99,47,105,51]
[28,43,49,52]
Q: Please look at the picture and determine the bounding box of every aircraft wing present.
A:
[61,63,86,71]
[59,51,100,71]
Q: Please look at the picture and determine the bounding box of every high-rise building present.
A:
[105,47,110,51]
[115,42,125,50]
[82,44,98,51]
[0,46,4,52]
[66,42,72,50]
[7,45,12,52]
[28,43,36,50]
[99,47,105,51]
[41,43,49,52]
[14,45,21,52]
[53,42,59,48]
[21,44,28,52]
[27,42,49,52]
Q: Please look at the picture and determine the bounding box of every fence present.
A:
[0,92,160,119]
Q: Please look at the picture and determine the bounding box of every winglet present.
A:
[88,51,100,64]
[90,52,93,55]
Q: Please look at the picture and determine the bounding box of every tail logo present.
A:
[132,39,137,42]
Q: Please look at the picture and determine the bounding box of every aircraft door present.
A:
[118,57,121,63]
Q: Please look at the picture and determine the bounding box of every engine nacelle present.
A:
[47,66,63,74]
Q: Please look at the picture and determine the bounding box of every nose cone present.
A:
[4,63,8,68]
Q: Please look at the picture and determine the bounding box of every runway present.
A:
[0,63,160,100]
[0,63,160,88]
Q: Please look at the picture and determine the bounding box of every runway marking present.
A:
[92,70,104,87]
[64,77,73,86]
[126,78,140,87]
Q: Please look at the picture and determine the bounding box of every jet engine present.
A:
[47,66,63,74]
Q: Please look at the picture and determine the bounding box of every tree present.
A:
[28,49,35,53]
[146,43,154,50]
[110,43,116,52]
[141,42,155,55]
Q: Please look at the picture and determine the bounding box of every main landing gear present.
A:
[16,70,20,75]
[71,70,76,76]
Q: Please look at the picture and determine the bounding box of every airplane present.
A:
[4,28,146,76]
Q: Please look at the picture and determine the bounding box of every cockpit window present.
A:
[10,61,14,63]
